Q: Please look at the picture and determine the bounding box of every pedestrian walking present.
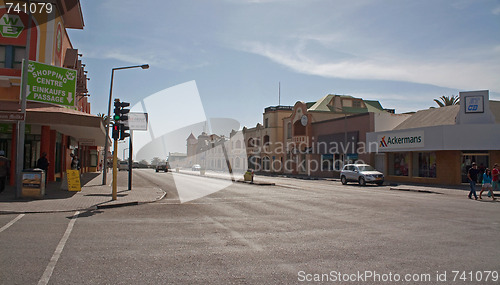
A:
[71,155,81,170]
[467,162,479,200]
[479,168,495,200]
[492,163,499,198]
[0,150,10,193]
[36,152,50,184]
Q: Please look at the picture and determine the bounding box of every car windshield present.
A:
[358,165,375,172]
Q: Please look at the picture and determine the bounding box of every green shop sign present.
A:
[24,60,77,107]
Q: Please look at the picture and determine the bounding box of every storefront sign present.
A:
[378,131,424,150]
[66,170,81,191]
[464,95,484,113]
[24,60,77,107]
[0,112,24,121]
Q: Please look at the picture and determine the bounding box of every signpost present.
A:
[66,170,81,192]
[125,112,148,190]
[24,60,77,107]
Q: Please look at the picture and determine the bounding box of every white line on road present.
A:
[38,211,80,285]
[0,214,25,233]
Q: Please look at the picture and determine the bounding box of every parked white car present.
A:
[340,164,384,186]
[192,164,201,171]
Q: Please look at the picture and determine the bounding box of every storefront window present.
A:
[389,152,409,176]
[461,152,489,183]
[412,152,436,178]
[321,154,334,171]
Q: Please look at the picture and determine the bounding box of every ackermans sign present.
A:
[378,131,424,150]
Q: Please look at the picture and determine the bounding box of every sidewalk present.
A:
[0,172,166,214]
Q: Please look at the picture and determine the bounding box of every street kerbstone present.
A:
[0,172,166,214]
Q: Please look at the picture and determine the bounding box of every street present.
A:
[1,169,499,284]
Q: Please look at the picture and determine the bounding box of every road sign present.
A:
[126,112,148,131]
[24,60,77,107]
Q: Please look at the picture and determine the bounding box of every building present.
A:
[243,94,407,177]
[0,0,105,185]
[183,131,247,172]
[366,90,500,185]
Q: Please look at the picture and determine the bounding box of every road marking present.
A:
[38,211,79,285]
[0,214,25,233]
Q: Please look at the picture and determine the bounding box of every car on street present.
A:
[340,164,384,186]
[192,164,201,171]
[118,161,129,171]
[155,163,169,172]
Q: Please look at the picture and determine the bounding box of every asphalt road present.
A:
[1,169,499,284]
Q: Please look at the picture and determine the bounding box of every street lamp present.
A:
[102,64,149,185]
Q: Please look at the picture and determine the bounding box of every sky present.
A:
[67,0,500,158]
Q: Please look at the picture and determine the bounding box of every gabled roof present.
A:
[394,101,500,130]
[187,133,196,140]
[394,105,459,130]
[307,94,386,114]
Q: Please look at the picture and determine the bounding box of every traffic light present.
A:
[120,124,130,140]
[112,124,120,140]
[113,99,130,141]
[113,99,130,122]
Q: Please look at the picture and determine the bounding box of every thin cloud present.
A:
[240,41,500,92]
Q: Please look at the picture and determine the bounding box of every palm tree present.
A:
[433,95,460,107]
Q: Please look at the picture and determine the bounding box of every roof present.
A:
[393,101,500,130]
[307,94,386,114]
[187,133,196,140]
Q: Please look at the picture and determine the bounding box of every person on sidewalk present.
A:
[479,168,495,200]
[467,162,479,200]
[492,163,499,198]
[36,152,50,185]
[0,150,10,193]
[71,155,81,170]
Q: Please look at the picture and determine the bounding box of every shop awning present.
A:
[26,106,106,146]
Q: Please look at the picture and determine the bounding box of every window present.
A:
[353,100,362,108]
[412,152,436,178]
[287,122,292,139]
[321,154,334,171]
[0,45,25,69]
[388,152,409,176]
[264,118,269,128]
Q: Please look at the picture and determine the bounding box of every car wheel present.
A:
[341,176,347,185]
[155,169,159,172]
[358,177,366,186]
[376,181,384,186]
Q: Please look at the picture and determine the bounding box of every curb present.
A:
[0,189,167,215]
[175,171,276,186]
[389,187,441,194]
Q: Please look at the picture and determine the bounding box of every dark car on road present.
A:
[155,163,169,172]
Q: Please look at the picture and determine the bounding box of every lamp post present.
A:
[102,64,149,185]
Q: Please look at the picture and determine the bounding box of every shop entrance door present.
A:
[461,152,489,183]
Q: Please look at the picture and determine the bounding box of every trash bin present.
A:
[244,169,254,182]
[21,168,45,198]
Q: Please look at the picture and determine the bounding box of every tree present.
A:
[151,157,163,166]
[434,95,460,107]
[139,159,149,165]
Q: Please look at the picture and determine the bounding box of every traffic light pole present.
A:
[112,138,118,200]
[128,131,133,190]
